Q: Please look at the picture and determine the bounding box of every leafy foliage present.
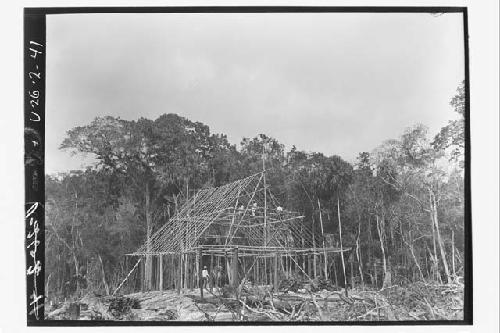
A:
[46,82,466,297]
[432,81,466,166]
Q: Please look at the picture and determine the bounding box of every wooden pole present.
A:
[168,255,172,290]
[264,258,267,285]
[195,250,200,289]
[313,253,317,279]
[270,258,273,285]
[177,254,182,294]
[141,259,145,292]
[225,251,230,286]
[232,247,239,289]
[210,253,214,293]
[184,253,189,289]
[274,253,279,291]
[256,257,259,285]
[242,257,246,283]
[307,255,312,277]
[199,248,204,299]
[252,257,256,284]
[280,255,286,278]
[264,256,267,284]
[332,257,338,286]
[159,254,163,291]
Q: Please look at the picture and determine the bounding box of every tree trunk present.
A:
[337,198,348,296]
[72,253,80,296]
[376,215,390,288]
[367,216,373,284]
[356,216,364,287]
[317,198,328,279]
[312,217,317,278]
[405,230,424,281]
[46,273,52,300]
[145,182,153,290]
[451,230,456,278]
[430,190,451,284]
[429,218,439,281]
[98,254,110,295]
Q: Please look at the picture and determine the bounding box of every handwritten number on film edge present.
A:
[27,39,44,319]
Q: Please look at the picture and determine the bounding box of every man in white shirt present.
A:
[201,266,209,289]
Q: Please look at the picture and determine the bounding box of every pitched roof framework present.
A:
[131,172,344,257]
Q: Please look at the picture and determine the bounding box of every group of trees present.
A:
[45,82,465,298]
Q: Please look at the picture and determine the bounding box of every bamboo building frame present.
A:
[124,171,352,293]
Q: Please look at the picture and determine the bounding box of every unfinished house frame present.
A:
[125,171,350,295]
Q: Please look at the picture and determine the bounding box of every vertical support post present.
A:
[198,247,204,299]
[270,257,273,284]
[231,247,239,289]
[210,253,214,293]
[171,255,174,290]
[293,252,299,276]
[140,259,144,292]
[302,253,306,273]
[313,253,318,279]
[195,250,200,289]
[333,257,338,286]
[285,254,289,278]
[252,257,256,284]
[242,257,246,283]
[225,250,230,286]
[256,257,260,285]
[155,256,159,290]
[159,254,163,291]
[273,253,279,291]
[167,255,171,290]
[184,253,188,290]
[325,253,329,280]
[177,253,182,295]
[264,258,267,285]
[307,254,314,279]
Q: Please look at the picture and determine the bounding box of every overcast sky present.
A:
[46,12,464,174]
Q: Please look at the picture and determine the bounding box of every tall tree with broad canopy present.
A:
[60,113,235,289]
[433,81,466,167]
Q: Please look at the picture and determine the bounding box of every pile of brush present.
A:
[278,277,302,293]
[108,296,141,319]
[307,277,339,292]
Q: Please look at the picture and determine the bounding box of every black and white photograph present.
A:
[20,6,477,325]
